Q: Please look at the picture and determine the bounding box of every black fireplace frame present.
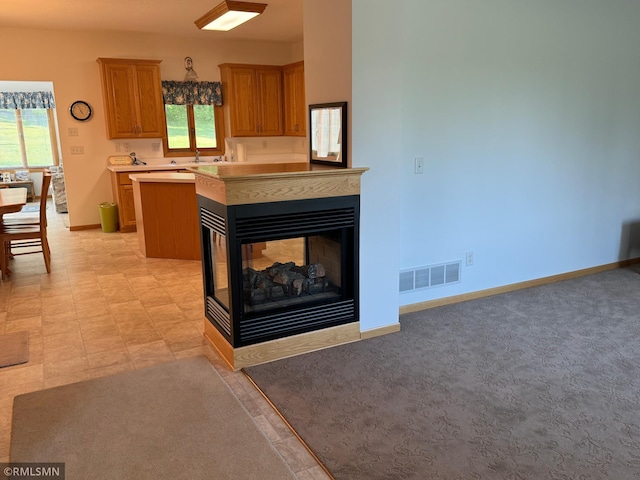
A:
[198,194,360,348]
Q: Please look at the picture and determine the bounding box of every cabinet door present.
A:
[121,185,137,230]
[117,172,133,185]
[98,59,164,139]
[102,63,139,139]
[135,65,166,137]
[283,62,306,136]
[226,67,260,136]
[256,68,283,136]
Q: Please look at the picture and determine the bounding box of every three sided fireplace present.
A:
[198,194,360,348]
[191,163,367,368]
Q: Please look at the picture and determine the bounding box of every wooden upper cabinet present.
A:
[283,61,306,137]
[221,66,259,137]
[219,64,283,137]
[257,68,285,136]
[97,58,165,139]
[135,64,165,136]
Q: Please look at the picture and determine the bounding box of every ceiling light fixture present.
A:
[195,0,267,31]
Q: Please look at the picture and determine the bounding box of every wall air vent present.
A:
[399,260,461,293]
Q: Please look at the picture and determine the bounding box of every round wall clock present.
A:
[70,100,92,121]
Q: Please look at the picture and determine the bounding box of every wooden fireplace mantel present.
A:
[191,162,368,370]
[189,162,368,206]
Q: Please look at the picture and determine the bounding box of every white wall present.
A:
[351,2,403,331]
[304,0,352,152]
[305,0,402,332]
[353,0,640,315]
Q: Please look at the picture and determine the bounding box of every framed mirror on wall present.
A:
[309,102,347,168]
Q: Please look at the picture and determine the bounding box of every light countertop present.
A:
[107,163,203,173]
[188,162,368,180]
[107,157,309,173]
[188,162,310,178]
[129,172,195,183]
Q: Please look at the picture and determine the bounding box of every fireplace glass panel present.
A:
[242,234,343,315]
[212,233,229,309]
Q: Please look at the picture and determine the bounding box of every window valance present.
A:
[0,91,56,109]
[161,81,222,106]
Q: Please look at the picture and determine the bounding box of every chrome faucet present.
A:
[129,152,146,166]
[195,150,200,163]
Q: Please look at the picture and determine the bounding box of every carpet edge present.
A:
[241,368,335,480]
[200,360,300,478]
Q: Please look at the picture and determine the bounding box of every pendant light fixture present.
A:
[195,1,267,31]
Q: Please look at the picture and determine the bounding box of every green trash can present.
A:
[98,202,118,232]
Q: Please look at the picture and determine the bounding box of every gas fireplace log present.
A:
[243,261,329,304]
[303,263,326,279]
[268,262,296,278]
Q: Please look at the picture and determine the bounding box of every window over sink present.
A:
[161,80,225,158]
[164,104,224,156]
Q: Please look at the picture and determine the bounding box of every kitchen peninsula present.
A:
[107,157,308,232]
[129,172,200,260]
[109,164,194,232]
[190,162,368,370]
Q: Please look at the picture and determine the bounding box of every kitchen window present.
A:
[163,104,224,157]
[162,80,224,158]
[0,87,60,169]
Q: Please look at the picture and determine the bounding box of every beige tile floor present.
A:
[0,202,330,480]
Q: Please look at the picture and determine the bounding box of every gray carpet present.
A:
[244,267,640,479]
[11,356,297,480]
[0,331,29,368]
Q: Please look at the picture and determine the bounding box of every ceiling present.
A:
[0,0,303,42]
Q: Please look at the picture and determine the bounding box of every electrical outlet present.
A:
[466,251,474,266]
[68,127,78,137]
[115,143,121,152]
[414,157,424,174]
[70,146,84,155]
[152,142,161,152]
[124,143,130,151]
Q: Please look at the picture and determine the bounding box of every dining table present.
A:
[0,187,28,278]
[0,187,28,222]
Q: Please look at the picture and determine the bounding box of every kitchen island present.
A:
[108,165,193,232]
[129,172,200,260]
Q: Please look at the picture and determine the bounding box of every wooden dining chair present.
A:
[2,170,51,227]
[0,171,52,279]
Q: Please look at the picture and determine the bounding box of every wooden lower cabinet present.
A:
[120,184,137,231]
[110,169,183,232]
[110,171,141,232]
